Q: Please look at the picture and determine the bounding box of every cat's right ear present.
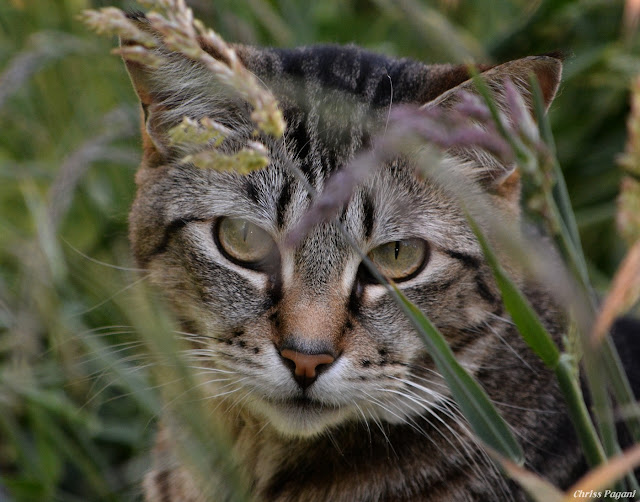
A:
[422,54,563,211]
[120,13,253,168]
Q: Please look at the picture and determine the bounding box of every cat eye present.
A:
[215,217,277,267]
[367,239,429,282]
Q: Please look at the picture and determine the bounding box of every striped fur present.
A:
[123,22,583,502]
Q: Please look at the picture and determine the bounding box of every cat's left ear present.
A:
[424,54,563,209]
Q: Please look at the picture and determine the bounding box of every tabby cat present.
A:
[123,12,595,502]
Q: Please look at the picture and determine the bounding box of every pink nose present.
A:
[280,349,335,389]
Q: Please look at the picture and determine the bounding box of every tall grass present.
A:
[1,1,640,501]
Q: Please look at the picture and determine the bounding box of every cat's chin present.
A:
[250,396,352,438]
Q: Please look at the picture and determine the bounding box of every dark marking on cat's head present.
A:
[245,179,260,204]
[443,249,481,270]
[361,190,375,240]
[275,177,293,229]
[145,217,205,264]
[475,274,499,305]
[348,280,363,317]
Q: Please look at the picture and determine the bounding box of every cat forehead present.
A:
[161,160,467,253]
[238,44,481,107]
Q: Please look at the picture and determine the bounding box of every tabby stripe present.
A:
[245,178,260,203]
[152,217,206,257]
[475,274,499,305]
[275,178,293,228]
[154,470,171,502]
[361,190,375,240]
[443,249,481,269]
[289,118,311,162]
[450,323,489,353]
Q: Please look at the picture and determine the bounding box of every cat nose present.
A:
[280,349,335,390]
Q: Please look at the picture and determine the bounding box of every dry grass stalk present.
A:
[139,0,284,138]
[591,240,640,345]
[81,1,285,177]
[618,76,640,246]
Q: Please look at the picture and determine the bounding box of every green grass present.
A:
[1,0,640,500]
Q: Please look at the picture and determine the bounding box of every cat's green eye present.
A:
[216,217,276,266]
[367,239,428,281]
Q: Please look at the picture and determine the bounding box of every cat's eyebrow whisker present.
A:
[383,73,393,137]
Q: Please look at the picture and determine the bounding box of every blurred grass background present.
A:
[1,0,639,500]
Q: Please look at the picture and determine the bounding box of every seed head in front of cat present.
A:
[122,13,585,502]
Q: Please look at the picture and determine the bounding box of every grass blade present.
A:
[466,214,560,368]
[466,214,608,467]
[530,75,583,258]
[555,355,608,467]
[388,282,524,464]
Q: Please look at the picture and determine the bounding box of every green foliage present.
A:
[388,283,525,464]
[1,0,639,500]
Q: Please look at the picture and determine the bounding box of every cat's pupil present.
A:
[242,222,249,242]
[394,241,400,260]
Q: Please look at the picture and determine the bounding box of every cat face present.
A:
[125,28,562,437]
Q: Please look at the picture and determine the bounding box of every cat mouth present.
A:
[270,394,337,411]
[253,393,348,437]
